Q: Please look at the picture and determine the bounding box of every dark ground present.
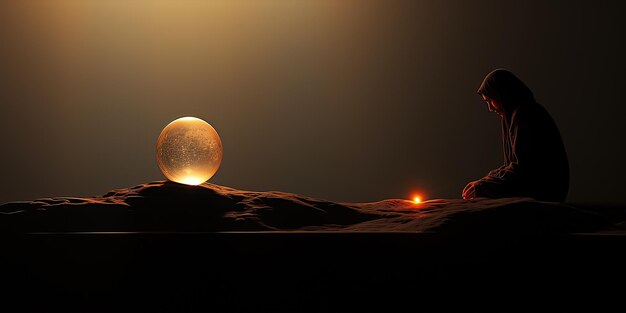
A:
[2,231,625,312]
[2,181,625,312]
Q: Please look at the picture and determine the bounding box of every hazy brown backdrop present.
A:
[1,0,625,204]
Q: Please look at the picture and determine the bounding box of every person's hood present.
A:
[477,69,535,115]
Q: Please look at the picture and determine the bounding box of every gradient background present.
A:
[1,0,625,204]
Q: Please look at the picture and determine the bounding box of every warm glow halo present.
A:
[179,176,207,186]
[410,191,425,204]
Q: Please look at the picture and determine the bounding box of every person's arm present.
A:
[486,164,508,178]
[485,118,510,179]
[483,110,534,183]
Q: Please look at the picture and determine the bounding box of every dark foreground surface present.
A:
[2,231,625,313]
[2,181,625,312]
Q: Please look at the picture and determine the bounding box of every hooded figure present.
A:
[462,69,569,202]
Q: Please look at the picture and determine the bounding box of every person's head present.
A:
[477,69,535,116]
[481,94,504,116]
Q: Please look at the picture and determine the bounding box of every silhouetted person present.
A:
[462,69,569,202]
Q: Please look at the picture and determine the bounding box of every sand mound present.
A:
[1,181,617,234]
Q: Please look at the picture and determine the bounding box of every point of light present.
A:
[413,196,422,203]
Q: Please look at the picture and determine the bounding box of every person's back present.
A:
[463,69,569,202]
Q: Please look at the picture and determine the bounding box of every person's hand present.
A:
[462,181,477,199]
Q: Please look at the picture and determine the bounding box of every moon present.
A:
[156,117,223,185]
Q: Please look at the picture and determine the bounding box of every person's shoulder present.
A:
[509,107,527,124]
[511,103,557,133]
[511,102,546,121]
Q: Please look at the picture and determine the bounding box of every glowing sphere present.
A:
[156,117,223,185]
[413,196,422,203]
